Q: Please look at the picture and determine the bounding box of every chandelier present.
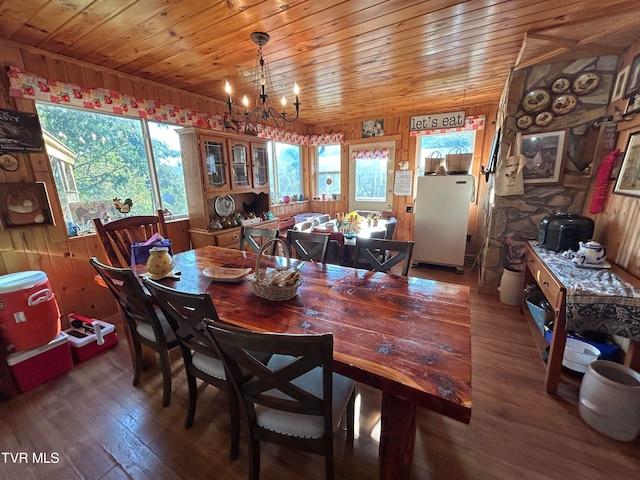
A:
[225,32,300,133]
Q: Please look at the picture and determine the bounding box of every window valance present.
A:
[350,147,390,161]
[410,115,485,136]
[6,66,342,147]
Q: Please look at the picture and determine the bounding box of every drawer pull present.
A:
[542,281,549,286]
[232,234,239,240]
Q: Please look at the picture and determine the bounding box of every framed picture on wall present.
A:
[611,65,630,102]
[614,132,640,197]
[362,119,384,138]
[521,130,566,184]
[624,54,640,98]
[0,182,54,229]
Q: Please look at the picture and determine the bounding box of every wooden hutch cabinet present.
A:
[178,127,275,248]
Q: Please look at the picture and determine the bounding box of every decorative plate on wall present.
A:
[522,89,551,113]
[535,111,554,127]
[516,115,533,129]
[551,77,571,94]
[214,195,235,217]
[0,153,19,172]
[551,94,578,116]
[572,72,600,95]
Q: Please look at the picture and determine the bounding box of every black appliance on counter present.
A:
[538,213,594,251]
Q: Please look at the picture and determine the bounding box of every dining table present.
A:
[133,245,472,480]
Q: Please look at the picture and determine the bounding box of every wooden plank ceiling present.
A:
[1,0,639,127]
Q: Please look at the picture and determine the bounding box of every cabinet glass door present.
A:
[252,143,269,188]
[230,141,250,189]
[202,138,228,190]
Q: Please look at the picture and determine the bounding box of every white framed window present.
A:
[348,141,394,211]
[268,141,302,204]
[35,102,187,236]
[416,131,476,176]
[316,144,341,198]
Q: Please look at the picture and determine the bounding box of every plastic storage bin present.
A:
[64,319,118,363]
[526,290,553,333]
[6,332,73,392]
[0,271,61,352]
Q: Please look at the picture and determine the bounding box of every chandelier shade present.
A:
[225,32,300,132]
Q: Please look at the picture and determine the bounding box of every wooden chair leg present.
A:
[158,346,172,407]
[132,340,143,386]
[346,389,355,442]
[227,390,240,460]
[248,437,261,480]
[185,373,198,428]
[325,445,334,480]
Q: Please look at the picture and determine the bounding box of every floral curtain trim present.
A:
[350,147,390,161]
[7,66,342,147]
[410,115,485,136]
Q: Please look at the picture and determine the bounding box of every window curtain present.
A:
[6,66,343,146]
[350,147,390,161]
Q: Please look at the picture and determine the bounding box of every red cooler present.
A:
[0,271,61,352]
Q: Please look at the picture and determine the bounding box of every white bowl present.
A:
[563,337,600,373]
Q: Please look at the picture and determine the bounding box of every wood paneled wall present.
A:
[312,105,499,253]
[0,38,288,323]
[589,36,640,278]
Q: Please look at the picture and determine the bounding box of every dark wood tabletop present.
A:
[136,245,472,479]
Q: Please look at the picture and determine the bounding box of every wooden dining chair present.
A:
[353,238,415,276]
[142,278,242,459]
[385,217,398,240]
[89,257,179,407]
[202,318,355,480]
[239,226,278,255]
[93,209,167,267]
[287,230,330,263]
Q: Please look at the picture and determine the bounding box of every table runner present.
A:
[531,242,640,340]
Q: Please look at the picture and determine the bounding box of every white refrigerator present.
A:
[412,174,473,272]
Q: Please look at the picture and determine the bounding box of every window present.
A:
[268,141,302,204]
[317,144,341,198]
[348,141,395,211]
[35,103,186,235]
[416,131,475,175]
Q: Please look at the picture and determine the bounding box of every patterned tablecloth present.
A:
[532,243,640,340]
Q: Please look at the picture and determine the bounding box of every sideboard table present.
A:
[521,241,640,394]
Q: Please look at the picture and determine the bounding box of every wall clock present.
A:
[0,153,19,172]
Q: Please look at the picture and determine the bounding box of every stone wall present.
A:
[480,55,618,290]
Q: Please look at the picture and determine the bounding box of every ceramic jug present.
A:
[572,241,606,265]
[146,246,174,278]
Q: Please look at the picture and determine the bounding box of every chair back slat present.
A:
[93,210,167,267]
[239,226,278,254]
[353,238,414,276]
[204,319,333,416]
[287,230,330,263]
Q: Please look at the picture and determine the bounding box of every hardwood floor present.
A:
[1,263,638,480]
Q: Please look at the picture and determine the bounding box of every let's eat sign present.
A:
[410,111,466,131]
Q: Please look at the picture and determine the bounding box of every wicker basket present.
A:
[245,238,303,301]
[424,151,443,174]
[445,147,472,174]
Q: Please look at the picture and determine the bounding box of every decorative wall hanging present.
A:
[0,182,54,228]
[614,132,640,197]
[550,93,578,116]
[611,65,630,102]
[551,77,570,94]
[571,72,600,95]
[521,89,550,113]
[362,119,384,138]
[0,108,45,152]
[534,111,554,127]
[516,115,533,129]
[0,153,19,172]
[624,54,640,98]
[521,130,566,184]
